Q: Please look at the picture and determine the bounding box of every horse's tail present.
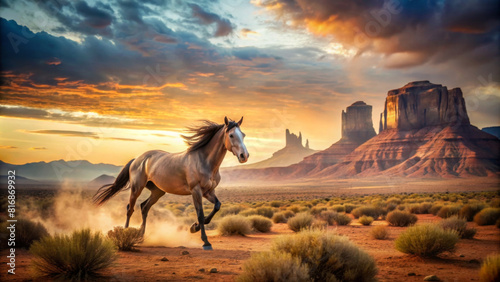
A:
[93,159,135,206]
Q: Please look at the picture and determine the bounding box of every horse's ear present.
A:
[237,116,243,126]
[224,116,229,126]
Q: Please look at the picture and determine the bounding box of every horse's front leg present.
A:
[191,185,212,250]
[203,190,221,225]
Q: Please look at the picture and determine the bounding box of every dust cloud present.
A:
[24,184,198,248]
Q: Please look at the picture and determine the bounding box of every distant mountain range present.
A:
[236,129,317,169]
[0,160,122,182]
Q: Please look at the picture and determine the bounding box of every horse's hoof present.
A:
[190,223,200,233]
[203,245,213,251]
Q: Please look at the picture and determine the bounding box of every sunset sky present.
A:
[1,0,499,167]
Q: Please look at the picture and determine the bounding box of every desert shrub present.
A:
[437,205,461,218]
[272,212,287,223]
[358,216,374,226]
[344,204,358,213]
[270,201,283,208]
[237,251,309,282]
[397,204,406,211]
[217,215,252,236]
[30,229,116,280]
[219,205,244,217]
[479,254,500,282]
[1,218,49,249]
[330,205,346,213]
[430,204,443,215]
[409,202,433,214]
[310,206,328,216]
[386,197,402,205]
[385,203,398,212]
[288,205,301,213]
[256,207,274,218]
[272,230,378,281]
[489,198,500,208]
[248,215,273,233]
[288,213,313,232]
[459,203,487,221]
[474,208,500,226]
[319,210,338,225]
[107,226,144,251]
[334,213,352,226]
[439,216,476,239]
[283,210,295,218]
[351,206,381,219]
[395,224,459,257]
[386,211,417,227]
[370,225,388,240]
[239,208,258,217]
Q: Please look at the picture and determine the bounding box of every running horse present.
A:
[93,117,249,250]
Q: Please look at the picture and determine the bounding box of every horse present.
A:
[93,117,249,250]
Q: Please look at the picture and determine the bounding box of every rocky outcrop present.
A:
[379,81,469,131]
[237,129,317,169]
[342,101,377,143]
[320,81,499,178]
[299,101,376,173]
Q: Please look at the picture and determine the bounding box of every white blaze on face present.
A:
[230,127,249,163]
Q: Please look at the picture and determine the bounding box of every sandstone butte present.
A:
[222,81,499,181]
[318,81,500,178]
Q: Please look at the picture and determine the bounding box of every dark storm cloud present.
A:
[255,0,500,68]
[1,18,154,85]
[34,0,115,36]
[75,1,114,28]
[190,4,234,37]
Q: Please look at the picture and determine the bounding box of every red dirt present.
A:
[2,214,499,281]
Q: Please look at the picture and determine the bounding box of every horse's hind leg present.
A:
[139,182,165,235]
[125,169,147,228]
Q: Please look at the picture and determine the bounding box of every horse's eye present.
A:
[230,135,233,138]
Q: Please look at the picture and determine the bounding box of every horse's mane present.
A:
[182,120,238,152]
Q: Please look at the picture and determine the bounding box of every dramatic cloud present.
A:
[253,0,500,68]
[190,4,235,37]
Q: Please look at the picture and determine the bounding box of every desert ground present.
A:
[1,177,499,281]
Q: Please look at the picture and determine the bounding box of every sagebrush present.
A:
[287,212,313,232]
[238,251,309,282]
[218,215,252,236]
[272,230,378,281]
[386,211,417,227]
[395,224,458,257]
[30,229,116,280]
[479,254,500,282]
[107,226,144,251]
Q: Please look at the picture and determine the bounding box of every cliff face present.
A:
[379,81,470,131]
[300,101,376,172]
[342,101,377,143]
[321,81,499,178]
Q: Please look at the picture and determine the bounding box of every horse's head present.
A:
[223,116,249,163]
